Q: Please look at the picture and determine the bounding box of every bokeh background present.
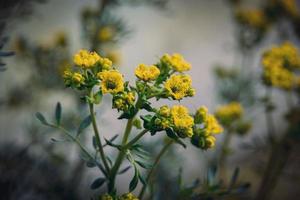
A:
[1,0,300,199]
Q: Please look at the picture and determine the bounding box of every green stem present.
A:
[124,129,148,149]
[54,125,107,177]
[108,118,134,193]
[218,130,232,180]
[88,102,110,173]
[139,140,174,199]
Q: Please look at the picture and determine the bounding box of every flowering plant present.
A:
[36,50,223,199]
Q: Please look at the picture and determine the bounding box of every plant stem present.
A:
[108,118,134,193]
[54,125,107,177]
[88,103,110,173]
[254,134,291,200]
[139,140,174,199]
[218,130,232,180]
[124,129,148,149]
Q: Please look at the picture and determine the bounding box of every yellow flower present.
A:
[158,105,171,117]
[205,114,223,135]
[215,102,243,125]
[106,50,121,65]
[97,70,124,94]
[63,69,72,79]
[119,193,139,200]
[164,74,194,100]
[98,26,114,42]
[101,194,113,200]
[281,0,300,18]
[72,72,85,84]
[195,106,208,124]
[235,8,269,30]
[100,57,113,70]
[161,53,191,72]
[261,42,300,89]
[135,64,160,81]
[73,49,101,68]
[205,135,216,148]
[171,105,194,138]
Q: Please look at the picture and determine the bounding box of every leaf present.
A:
[35,112,49,126]
[90,177,106,190]
[104,138,121,149]
[129,167,139,192]
[0,51,14,57]
[103,134,119,147]
[93,91,103,104]
[118,166,131,174]
[77,115,92,136]
[135,160,152,169]
[138,173,146,185]
[166,128,177,139]
[55,102,62,126]
[86,160,96,168]
[228,167,239,191]
[174,138,187,149]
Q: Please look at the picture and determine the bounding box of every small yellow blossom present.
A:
[72,72,85,84]
[161,53,191,72]
[171,105,194,138]
[164,74,194,100]
[98,26,114,42]
[63,70,72,79]
[205,114,223,135]
[119,193,139,200]
[158,105,171,117]
[106,51,121,65]
[215,102,243,126]
[73,49,101,68]
[98,70,124,94]
[135,64,160,81]
[205,135,216,148]
[195,106,208,123]
[100,57,113,70]
[101,194,113,200]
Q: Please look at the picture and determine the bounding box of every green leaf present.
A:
[90,177,106,190]
[228,167,239,191]
[166,128,177,139]
[55,102,62,126]
[138,173,146,185]
[129,166,139,192]
[77,115,92,136]
[35,112,49,126]
[174,138,187,149]
[135,160,152,169]
[103,134,119,147]
[86,160,96,168]
[118,166,131,174]
[93,91,103,104]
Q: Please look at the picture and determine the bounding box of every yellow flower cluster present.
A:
[98,26,115,42]
[161,53,191,72]
[235,8,269,30]
[215,102,243,126]
[119,193,139,200]
[63,70,85,86]
[97,70,124,94]
[164,74,195,100]
[113,91,135,111]
[171,105,194,138]
[262,42,300,89]
[135,64,160,81]
[73,49,101,68]
[195,106,223,148]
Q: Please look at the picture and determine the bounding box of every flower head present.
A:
[161,53,191,72]
[215,102,243,126]
[135,64,160,81]
[205,114,223,135]
[101,194,113,200]
[171,105,194,138]
[235,8,269,30]
[164,74,194,100]
[119,193,139,200]
[194,106,208,124]
[73,49,101,68]
[97,70,124,94]
[100,57,113,70]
